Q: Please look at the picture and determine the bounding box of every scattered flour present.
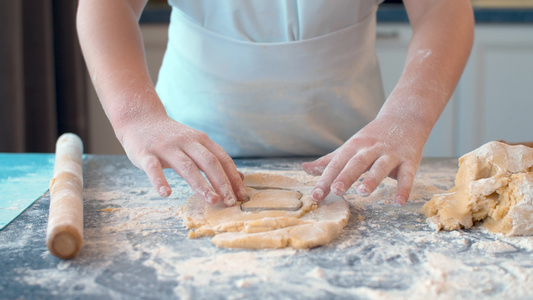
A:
[9,157,533,299]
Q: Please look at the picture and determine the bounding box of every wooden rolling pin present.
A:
[46,133,84,259]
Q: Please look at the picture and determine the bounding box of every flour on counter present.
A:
[6,156,533,299]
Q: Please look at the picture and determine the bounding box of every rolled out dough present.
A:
[179,173,350,249]
[421,141,533,235]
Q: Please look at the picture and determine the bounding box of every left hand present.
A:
[302,112,428,205]
[303,0,474,206]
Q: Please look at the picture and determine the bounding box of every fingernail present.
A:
[159,186,171,197]
[356,184,370,197]
[206,191,219,204]
[332,181,346,196]
[312,188,324,201]
[237,186,248,202]
[306,165,325,175]
[221,184,237,207]
[223,196,236,207]
[394,195,407,206]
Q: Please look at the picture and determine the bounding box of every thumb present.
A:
[302,152,335,176]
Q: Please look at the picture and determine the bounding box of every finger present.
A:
[330,151,381,197]
[312,150,357,202]
[205,141,247,202]
[168,154,220,205]
[140,155,172,197]
[302,152,336,176]
[354,155,395,197]
[393,163,416,206]
[185,144,238,207]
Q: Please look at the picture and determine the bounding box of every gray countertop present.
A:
[1,155,532,299]
[140,4,533,24]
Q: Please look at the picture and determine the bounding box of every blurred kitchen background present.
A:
[1,0,532,157]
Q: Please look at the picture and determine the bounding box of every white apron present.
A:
[156,0,385,157]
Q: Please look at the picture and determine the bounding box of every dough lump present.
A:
[421,141,533,235]
[180,173,350,249]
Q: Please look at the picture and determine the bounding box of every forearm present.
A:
[76,0,165,140]
[378,0,474,136]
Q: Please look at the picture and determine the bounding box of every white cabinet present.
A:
[376,23,533,157]
[456,25,533,154]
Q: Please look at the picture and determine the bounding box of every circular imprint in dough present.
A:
[179,173,350,249]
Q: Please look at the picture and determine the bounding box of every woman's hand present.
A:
[77,0,246,206]
[304,0,474,205]
[118,110,247,206]
[303,112,427,205]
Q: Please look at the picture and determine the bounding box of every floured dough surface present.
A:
[421,141,533,235]
[180,173,350,249]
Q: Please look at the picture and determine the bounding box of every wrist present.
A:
[379,89,445,128]
[376,97,437,142]
[104,89,168,144]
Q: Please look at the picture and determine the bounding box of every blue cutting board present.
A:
[0,153,55,230]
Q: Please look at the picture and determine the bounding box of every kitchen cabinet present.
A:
[87,23,533,157]
[456,25,533,154]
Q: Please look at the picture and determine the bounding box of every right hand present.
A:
[118,112,247,206]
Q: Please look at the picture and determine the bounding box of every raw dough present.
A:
[421,141,533,235]
[180,173,350,249]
